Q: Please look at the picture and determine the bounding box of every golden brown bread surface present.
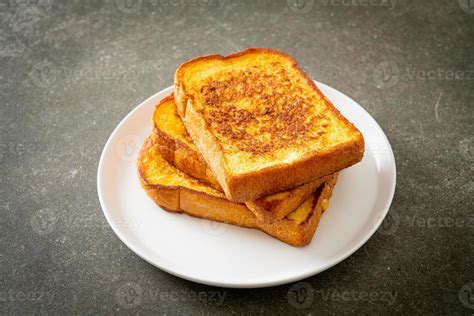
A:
[247,176,327,223]
[137,137,339,247]
[174,48,364,202]
[152,94,330,223]
[152,94,221,190]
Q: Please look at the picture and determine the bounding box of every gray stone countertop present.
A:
[0,0,473,314]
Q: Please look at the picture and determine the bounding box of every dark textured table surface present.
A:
[1,0,473,314]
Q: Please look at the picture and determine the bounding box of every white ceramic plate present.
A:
[97,82,396,288]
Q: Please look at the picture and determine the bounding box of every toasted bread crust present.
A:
[151,95,221,190]
[224,138,361,201]
[137,137,339,246]
[246,175,328,223]
[174,48,364,202]
[257,174,338,246]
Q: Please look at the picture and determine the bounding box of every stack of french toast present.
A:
[137,48,364,246]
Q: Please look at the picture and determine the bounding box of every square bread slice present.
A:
[137,136,339,247]
[151,94,329,223]
[174,48,364,202]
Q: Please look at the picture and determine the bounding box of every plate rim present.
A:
[97,82,396,288]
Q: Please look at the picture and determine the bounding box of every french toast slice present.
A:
[152,94,221,190]
[174,48,364,202]
[152,94,328,223]
[137,137,338,247]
